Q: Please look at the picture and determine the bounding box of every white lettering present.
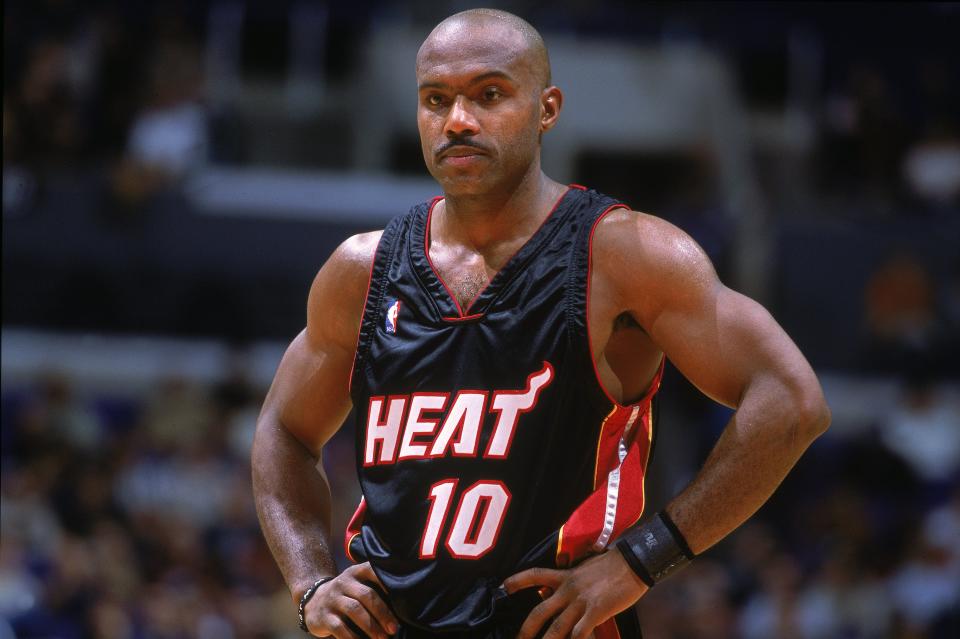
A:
[364,396,407,465]
[430,391,486,457]
[486,363,554,458]
[398,394,447,459]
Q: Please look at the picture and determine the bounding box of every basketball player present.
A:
[252,9,830,639]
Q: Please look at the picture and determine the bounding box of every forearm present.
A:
[252,417,338,602]
[665,375,830,555]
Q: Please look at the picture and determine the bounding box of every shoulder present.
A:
[306,230,384,349]
[311,230,383,298]
[592,208,719,317]
[328,230,384,276]
[593,208,709,271]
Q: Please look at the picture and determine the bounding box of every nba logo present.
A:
[385,299,401,334]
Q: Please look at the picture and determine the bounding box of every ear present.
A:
[539,86,563,133]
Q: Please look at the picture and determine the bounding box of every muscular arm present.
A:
[597,211,831,552]
[507,210,829,639]
[252,232,398,638]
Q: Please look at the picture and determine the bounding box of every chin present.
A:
[432,171,495,197]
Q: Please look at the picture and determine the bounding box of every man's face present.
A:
[416,23,547,196]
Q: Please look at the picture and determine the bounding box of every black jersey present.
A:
[347,186,662,639]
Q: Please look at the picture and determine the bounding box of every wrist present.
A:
[292,573,336,603]
[615,510,695,588]
[607,546,650,595]
[297,575,336,633]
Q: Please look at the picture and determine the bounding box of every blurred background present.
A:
[2,1,959,637]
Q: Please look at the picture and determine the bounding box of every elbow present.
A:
[793,385,831,444]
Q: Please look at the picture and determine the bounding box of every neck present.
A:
[438,164,566,252]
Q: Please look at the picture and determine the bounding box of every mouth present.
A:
[438,145,488,161]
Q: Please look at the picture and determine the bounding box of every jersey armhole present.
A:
[349,220,402,398]
[583,203,665,410]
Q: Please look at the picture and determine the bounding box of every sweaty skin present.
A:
[252,9,830,639]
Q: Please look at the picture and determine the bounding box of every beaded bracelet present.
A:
[297,576,335,633]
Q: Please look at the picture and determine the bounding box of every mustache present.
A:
[435,136,490,158]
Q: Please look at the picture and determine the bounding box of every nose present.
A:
[444,95,479,138]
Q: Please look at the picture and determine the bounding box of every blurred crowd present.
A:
[0,369,344,639]
[817,56,960,212]
[4,1,959,212]
[2,371,267,638]
[4,1,210,217]
[861,252,959,381]
[1,365,958,638]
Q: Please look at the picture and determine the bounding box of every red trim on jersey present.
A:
[397,392,449,461]
[348,234,383,397]
[444,480,512,560]
[419,479,458,559]
[569,183,588,191]
[441,313,485,323]
[423,197,465,316]
[555,400,655,567]
[592,405,632,489]
[463,495,494,545]
[344,497,367,562]
[595,618,622,639]
[424,186,574,318]
[428,390,489,459]
[363,394,410,466]
[627,406,656,532]
[483,361,554,459]
[586,203,667,409]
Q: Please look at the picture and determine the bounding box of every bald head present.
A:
[415,9,563,195]
[418,8,551,89]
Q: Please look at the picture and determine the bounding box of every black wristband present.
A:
[615,539,656,587]
[615,511,694,588]
[298,576,335,633]
[657,510,695,560]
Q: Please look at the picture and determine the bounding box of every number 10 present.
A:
[419,480,511,559]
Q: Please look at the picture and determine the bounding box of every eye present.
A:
[426,94,444,107]
[482,87,503,102]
